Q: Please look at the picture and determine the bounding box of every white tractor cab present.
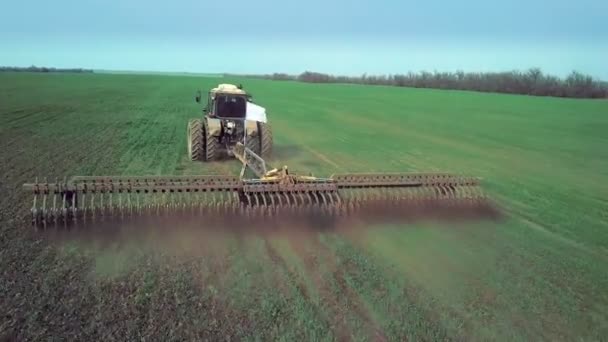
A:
[188,84,272,161]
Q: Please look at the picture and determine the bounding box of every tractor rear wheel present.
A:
[187,119,204,161]
[245,133,261,155]
[204,120,218,161]
[258,122,273,157]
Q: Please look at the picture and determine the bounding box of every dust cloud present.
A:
[38,201,502,256]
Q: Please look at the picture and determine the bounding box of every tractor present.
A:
[187,84,273,161]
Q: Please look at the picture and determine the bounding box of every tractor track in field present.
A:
[343,233,478,340]
[262,237,334,336]
[285,235,352,341]
[263,238,314,302]
[329,255,388,342]
[306,235,389,342]
[2,106,71,127]
[301,145,341,169]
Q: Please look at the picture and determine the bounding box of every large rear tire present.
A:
[245,133,261,155]
[204,119,218,161]
[187,119,204,161]
[258,122,273,157]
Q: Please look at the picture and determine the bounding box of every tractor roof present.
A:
[210,84,247,95]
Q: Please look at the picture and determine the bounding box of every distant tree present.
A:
[228,68,608,99]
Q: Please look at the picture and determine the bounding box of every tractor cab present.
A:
[196,84,250,120]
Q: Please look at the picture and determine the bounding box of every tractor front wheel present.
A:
[187,119,204,161]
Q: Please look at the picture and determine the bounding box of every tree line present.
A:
[233,69,608,99]
[0,65,94,73]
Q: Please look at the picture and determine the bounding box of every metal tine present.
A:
[248,193,257,218]
[304,192,313,216]
[260,192,268,217]
[149,192,162,216]
[289,191,297,216]
[61,192,67,225]
[278,192,286,215]
[163,191,168,215]
[227,191,233,216]
[282,192,291,217]
[220,191,228,216]
[426,185,436,207]
[238,192,246,217]
[467,185,479,205]
[202,190,208,216]
[196,190,201,214]
[210,191,216,214]
[167,191,173,216]
[332,192,342,217]
[218,191,225,215]
[278,192,286,217]
[164,191,171,216]
[30,177,39,226]
[31,196,38,226]
[218,190,225,215]
[290,192,298,217]
[289,192,297,217]
[175,191,182,216]
[136,192,141,216]
[326,192,336,217]
[342,188,351,213]
[108,192,113,216]
[296,192,304,215]
[145,191,150,216]
[463,184,475,204]
[316,191,324,208]
[100,191,105,220]
[199,191,205,216]
[41,192,47,228]
[171,191,177,214]
[187,191,194,214]
[438,184,450,206]
[321,192,331,217]
[90,192,96,223]
[51,178,58,225]
[126,192,131,217]
[177,190,186,213]
[226,190,233,216]
[158,191,163,215]
[321,191,336,216]
[452,184,466,206]
[252,193,261,218]
[118,192,124,220]
[447,182,457,199]
[447,184,457,205]
[145,191,151,216]
[409,187,420,206]
[268,192,275,217]
[452,184,462,203]
[157,191,164,215]
[425,185,435,206]
[444,183,456,207]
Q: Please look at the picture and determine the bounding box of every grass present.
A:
[1,72,607,340]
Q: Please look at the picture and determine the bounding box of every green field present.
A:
[1,72,607,340]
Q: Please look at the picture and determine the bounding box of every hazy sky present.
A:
[1,0,607,78]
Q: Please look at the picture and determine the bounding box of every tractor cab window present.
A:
[214,94,247,119]
[206,94,214,114]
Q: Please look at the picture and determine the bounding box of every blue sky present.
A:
[1,0,607,78]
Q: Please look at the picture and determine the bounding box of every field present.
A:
[1,72,607,341]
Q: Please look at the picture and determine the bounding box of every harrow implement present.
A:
[23,146,488,227]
